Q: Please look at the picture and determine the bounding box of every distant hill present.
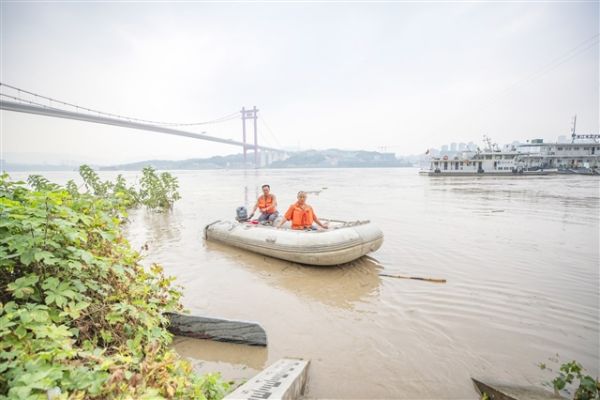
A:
[100,149,413,170]
[270,149,411,168]
[100,154,246,171]
[1,161,81,172]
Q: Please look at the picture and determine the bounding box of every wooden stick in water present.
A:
[378,273,446,283]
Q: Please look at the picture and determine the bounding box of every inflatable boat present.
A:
[204,219,384,266]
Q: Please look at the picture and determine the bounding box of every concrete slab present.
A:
[225,358,310,400]
[166,312,267,346]
[472,378,566,400]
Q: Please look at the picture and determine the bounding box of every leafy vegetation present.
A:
[0,168,229,399]
[540,356,599,400]
[139,167,181,210]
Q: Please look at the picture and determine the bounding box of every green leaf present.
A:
[553,376,566,391]
[31,309,49,323]
[42,277,59,291]
[14,325,27,339]
[19,249,36,266]
[7,385,32,399]
[34,250,54,262]
[578,376,597,392]
[7,274,39,299]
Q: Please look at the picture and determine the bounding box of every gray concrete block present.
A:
[166,312,267,346]
[472,378,566,400]
[226,358,310,400]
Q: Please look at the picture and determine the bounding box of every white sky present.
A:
[1,1,598,165]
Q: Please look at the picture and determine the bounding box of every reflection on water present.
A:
[205,241,382,310]
[127,209,182,249]
[12,169,599,399]
[173,337,267,382]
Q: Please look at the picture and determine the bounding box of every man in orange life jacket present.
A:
[249,184,279,224]
[277,191,328,230]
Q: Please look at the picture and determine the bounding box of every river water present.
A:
[14,168,599,399]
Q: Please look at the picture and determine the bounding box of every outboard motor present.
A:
[235,206,249,222]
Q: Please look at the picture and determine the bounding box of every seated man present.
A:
[250,184,279,224]
[277,191,328,230]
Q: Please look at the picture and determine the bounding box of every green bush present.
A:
[0,172,228,399]
[139,167,181,210]
[540,357,599,400]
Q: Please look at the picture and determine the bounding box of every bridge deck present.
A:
[0,100,283,152]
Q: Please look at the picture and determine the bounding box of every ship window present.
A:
[573,147,579,150]
[485,155,492,160]
[444,162,448,170]
[455,162,459,170]
[557,147,563,151]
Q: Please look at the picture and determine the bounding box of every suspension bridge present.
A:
[0,83,288,168]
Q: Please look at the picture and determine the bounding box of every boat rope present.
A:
[379,273,446,283]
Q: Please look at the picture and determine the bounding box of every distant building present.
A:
[450,143,457,152]
[557,135,568,143]
[441,145,449,153]
[467,142,476,151]
[458,143,466,151]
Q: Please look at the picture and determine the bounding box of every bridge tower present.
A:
[241,106,259,168]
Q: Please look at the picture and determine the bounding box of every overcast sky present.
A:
[1,1,598,165]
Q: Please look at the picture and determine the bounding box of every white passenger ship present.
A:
[518,139,599,173]
[420,141,528,176]
[420,119,599,176]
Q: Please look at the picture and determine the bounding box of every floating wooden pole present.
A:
[379,273,446,283]
[472,378,565,400]
[166,313,267,346]
[225,358,310,400]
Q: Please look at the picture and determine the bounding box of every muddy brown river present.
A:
[20,168,600,399]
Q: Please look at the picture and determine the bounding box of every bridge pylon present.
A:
[241,106,259,169]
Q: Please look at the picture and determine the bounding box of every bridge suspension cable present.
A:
[260,116,282,148]
[0,82,239,127]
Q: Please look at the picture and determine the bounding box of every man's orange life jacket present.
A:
[258,194,276,213]
[284,202,316,230]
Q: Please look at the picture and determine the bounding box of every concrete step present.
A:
[472,378,566,400]
[226,358,310,400]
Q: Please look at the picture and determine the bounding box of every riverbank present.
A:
[0,170,229,399]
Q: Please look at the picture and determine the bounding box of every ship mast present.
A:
[571,114,577,143]
[482,135,499,152]
[483,135,493,152]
